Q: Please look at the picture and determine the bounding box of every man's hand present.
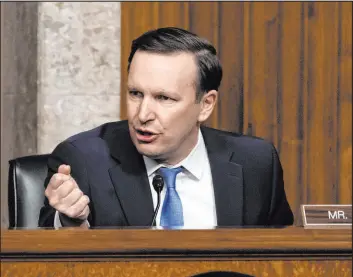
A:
[45,165,90,221]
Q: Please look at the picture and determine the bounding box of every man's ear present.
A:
[198,90,218,123]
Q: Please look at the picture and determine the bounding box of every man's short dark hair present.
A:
[127,27,223,101]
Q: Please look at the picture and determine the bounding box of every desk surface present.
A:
[1,227,351,261]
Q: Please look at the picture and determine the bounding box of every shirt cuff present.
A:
[54,210,63,229]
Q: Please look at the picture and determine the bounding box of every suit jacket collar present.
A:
[105,121,244,227]
[201,126,244,226]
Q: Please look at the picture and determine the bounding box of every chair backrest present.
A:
[8,154,49,228]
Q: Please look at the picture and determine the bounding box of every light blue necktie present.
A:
[159,167,184,227]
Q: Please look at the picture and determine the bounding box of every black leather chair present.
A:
[8,154,49,228]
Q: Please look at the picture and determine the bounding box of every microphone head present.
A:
[152,174,164,193]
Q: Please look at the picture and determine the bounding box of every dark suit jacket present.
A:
[38,120,294,227]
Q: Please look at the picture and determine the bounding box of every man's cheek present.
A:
[127,102,139,116]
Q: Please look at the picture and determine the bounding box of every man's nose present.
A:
[138,99,155,123]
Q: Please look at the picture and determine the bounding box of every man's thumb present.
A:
[58,164,71,175]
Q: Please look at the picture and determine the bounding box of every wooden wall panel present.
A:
[305,2,340,204]
[278,3,304,219]
[218,3,244,133]
[157,2,189,28]
[189,2,220,128]
[302,2,311,221]
[244,2,281,142]
[338,3,352,204]
[120,2,352,225]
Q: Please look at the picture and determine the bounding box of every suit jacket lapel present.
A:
[106,124,154,226]
[201,126,244,226]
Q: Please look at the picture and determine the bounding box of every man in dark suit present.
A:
[39,27,293,228]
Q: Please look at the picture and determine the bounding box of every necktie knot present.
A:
[158,167,183,189]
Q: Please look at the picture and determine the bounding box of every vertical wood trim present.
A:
[280,2,303,223]
[338,2,352,204]
[153,2,159,27]
[188,2,220,129]
[120,3,130,120]
[249,3,265,138]
[332,2,341,204]
[266,3,280,143]
[334,2,342,204]
[218,2,244,133]
[156,3,189,29]
[212,2,220,129]
[248,3,281,141]
[217,1,224,131]
[243,2,252,135]
[324,2,339,204]
[182,2,190,30]
[306,2,316,203]
[306,3,341,204]
[275,2,282,152]
[302,2,310,205]
[299,2,307,210]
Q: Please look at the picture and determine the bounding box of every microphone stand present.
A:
[151,192,161,227]
[151,174,164,227]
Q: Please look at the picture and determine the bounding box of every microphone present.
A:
[151,174,164,226]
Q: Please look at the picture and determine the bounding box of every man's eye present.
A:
[157,95,172,101]
[129,91,143,98]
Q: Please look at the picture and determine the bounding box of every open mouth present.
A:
[137,130,154,136]
[135,129,158,143]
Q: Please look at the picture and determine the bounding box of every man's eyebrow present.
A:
[127,86,178,97]
[127,85,140,91]
[153,89,178,96]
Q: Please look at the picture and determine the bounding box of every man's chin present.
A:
[135,145,164,159]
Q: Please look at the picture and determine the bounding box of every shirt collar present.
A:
[143,129,206,180]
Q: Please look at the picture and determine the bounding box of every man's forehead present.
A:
[134,50,194,58]
[127,81,196,91]
[128,52,198,89]
[130,51,196,68]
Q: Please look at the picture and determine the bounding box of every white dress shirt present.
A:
[143,129,217,228]
[55,129,217,228]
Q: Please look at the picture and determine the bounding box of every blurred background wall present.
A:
[1,2,121,227]
[1,2,352,228]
